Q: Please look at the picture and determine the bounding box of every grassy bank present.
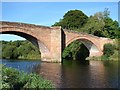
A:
[0,64,55,89]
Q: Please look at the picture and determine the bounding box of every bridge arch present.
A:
[1,21,112,62]
[0,27,50,60]
[66,36,103,57]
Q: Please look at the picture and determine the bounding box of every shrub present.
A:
[103,43,115,57]
[2,65,55,89]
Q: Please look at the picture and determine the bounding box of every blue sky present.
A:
[1,2,118,41]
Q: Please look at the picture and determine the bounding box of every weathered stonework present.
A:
[0,21,113,62]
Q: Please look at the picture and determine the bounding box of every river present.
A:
[1,59,119,88]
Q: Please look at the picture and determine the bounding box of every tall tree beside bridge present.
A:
[52,10,88,30]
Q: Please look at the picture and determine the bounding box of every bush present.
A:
[2,66,20,88]
[1,65,55,89]
[103,43,115,57]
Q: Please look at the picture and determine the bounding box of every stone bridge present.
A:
[0,21,113,62]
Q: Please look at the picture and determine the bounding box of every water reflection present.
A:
[33,60,118,88]
[60,60,90,88]
[32,62,62,87]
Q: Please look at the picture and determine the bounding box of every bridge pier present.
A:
[40,26,62,62]
[40,52,52,62]
[50,27,62,62]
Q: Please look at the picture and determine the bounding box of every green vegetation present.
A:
[0,64,54,89]
[52,10,88,30]
[0,40,41,60]
[62,41,89,60]
[103,43,115,57]
[53,9,119,60]
[102,39,118,60]
[80,8,119,38]
[53,8,119,38]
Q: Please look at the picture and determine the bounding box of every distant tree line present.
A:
[0,40,41,60]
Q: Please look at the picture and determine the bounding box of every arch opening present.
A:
[0,34,41,60]
[63,38,100,62]
[0,31,49,60]
[2,31,40,49]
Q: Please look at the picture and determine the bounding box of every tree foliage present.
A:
[80,8,119,38]
[62,41,81,60]
[62,41,89,60]
[1,40,41,60]
[53,10,88,30]
[103,43,115,57]
[80,12,105,37]
[103,18,119,38]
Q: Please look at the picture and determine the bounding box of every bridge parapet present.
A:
[1,21,51,30]
[63,29,104,39]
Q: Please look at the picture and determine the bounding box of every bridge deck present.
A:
[0,21,51,29]
[63,29,103,39]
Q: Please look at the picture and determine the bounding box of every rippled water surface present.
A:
[1,59,118,88]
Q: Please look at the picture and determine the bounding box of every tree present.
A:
[115,27,120,38]
[103,18,119,38]
[2,45,17,59]
[102,8,119,38]
[62,41,89,60]
[80,8,119,38]
[52,10,88,30]
[103,8,110,19]
[1,40,41,60]
[80,12,105,37]
[103,43,115,57]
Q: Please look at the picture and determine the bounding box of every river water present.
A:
[1,59,119,88]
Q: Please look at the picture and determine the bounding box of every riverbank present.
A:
[86,56,118,61]
[0,64,55,89]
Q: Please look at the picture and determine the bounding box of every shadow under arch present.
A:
[66,38,100,57]
[1,31,49,57]
[75,42,90,61]
[66,36,101,55]
[63,38,100,63]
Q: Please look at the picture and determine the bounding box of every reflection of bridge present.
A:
[0,21,113,62]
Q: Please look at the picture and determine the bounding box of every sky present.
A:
[1,0,120,2]
[0,2,119,41]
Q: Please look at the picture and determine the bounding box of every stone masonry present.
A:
[0,21,113,62]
